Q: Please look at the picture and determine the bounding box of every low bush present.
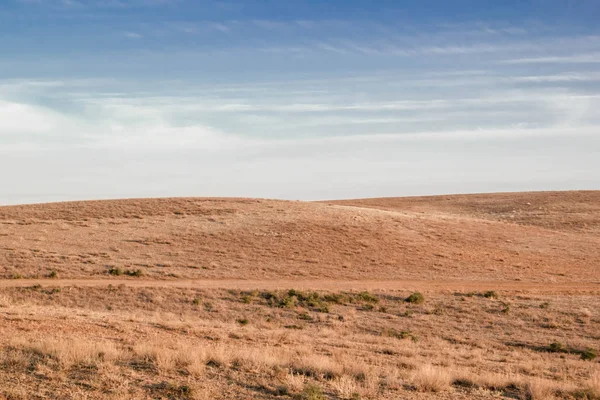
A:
[301,383,326,400]
[357,291,379,304]
[580,348,597,361]
[406,292,425,304]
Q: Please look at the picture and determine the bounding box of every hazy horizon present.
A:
[1,0,599,205]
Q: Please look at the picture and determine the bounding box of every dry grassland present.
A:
[0,191,599,399]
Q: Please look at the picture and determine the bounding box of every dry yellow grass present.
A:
[412,365,452,393]
[0,285,598,399]
[0,192,599,399]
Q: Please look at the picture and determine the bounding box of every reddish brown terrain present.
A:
[1,191,600,283]
[0,191,598,399]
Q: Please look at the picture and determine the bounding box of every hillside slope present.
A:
[1,192,600,400]
[1,192,599,283]
[329,190,600,234]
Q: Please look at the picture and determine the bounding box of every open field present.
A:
[1,191,599,399]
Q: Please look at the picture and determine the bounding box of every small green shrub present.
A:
[280,295,299,309]
[48,270,58,279]
[297,312,313,321]
[301,384,325,400]
[360,304,375,311]
[125,269,143,277]
[108,268,122,276]
[323,293,348,304]
[405,292,425,304]
[149,382,193,399]
[580,348,597,361]
[236,318,249,326]
[549,342,566,353]
[316,304,330,313]
[357,291,379,303]
[241,295,253,304]
[192,297,201,305]
[276,385,289,395]
[483,291,498,299]
[539,301,551,309]
[383,328,419,342]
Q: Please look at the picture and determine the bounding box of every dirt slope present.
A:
[328,190,600,234]
[1,192,599,283]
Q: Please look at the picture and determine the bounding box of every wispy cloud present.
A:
[502,53,600,64]
[124,31,143,39]
[2,2,600,202]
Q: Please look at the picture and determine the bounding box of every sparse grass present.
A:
[297,312,313,321]
[331,375,360,399]
[357,291,378,304]
[412,365,452,392]
[0,286,598,399]
[583,372,600,398]
[1,194,600,399]
[382,328,418,342]
[10,337,122,369]
[107,267,143,277]
[301,383,326,400]
[147,381,194,400]
[525,378,557,400]
[548,341,566,353]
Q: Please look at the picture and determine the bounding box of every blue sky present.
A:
[1,0,599,203]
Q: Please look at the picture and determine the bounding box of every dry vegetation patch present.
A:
[0,286,598,399]
[1,193,599,398]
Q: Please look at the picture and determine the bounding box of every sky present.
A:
[0,0,599,204]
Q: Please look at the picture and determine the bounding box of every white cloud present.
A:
[0,100,77,135]
[501,53,600,64]
[124,31,143,39]
[211,23,230,33]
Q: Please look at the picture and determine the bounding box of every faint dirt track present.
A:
[0,278,599,294]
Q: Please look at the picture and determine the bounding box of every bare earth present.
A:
[0,191,599,399]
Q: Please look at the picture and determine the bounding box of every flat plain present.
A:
[0,191,599,399]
